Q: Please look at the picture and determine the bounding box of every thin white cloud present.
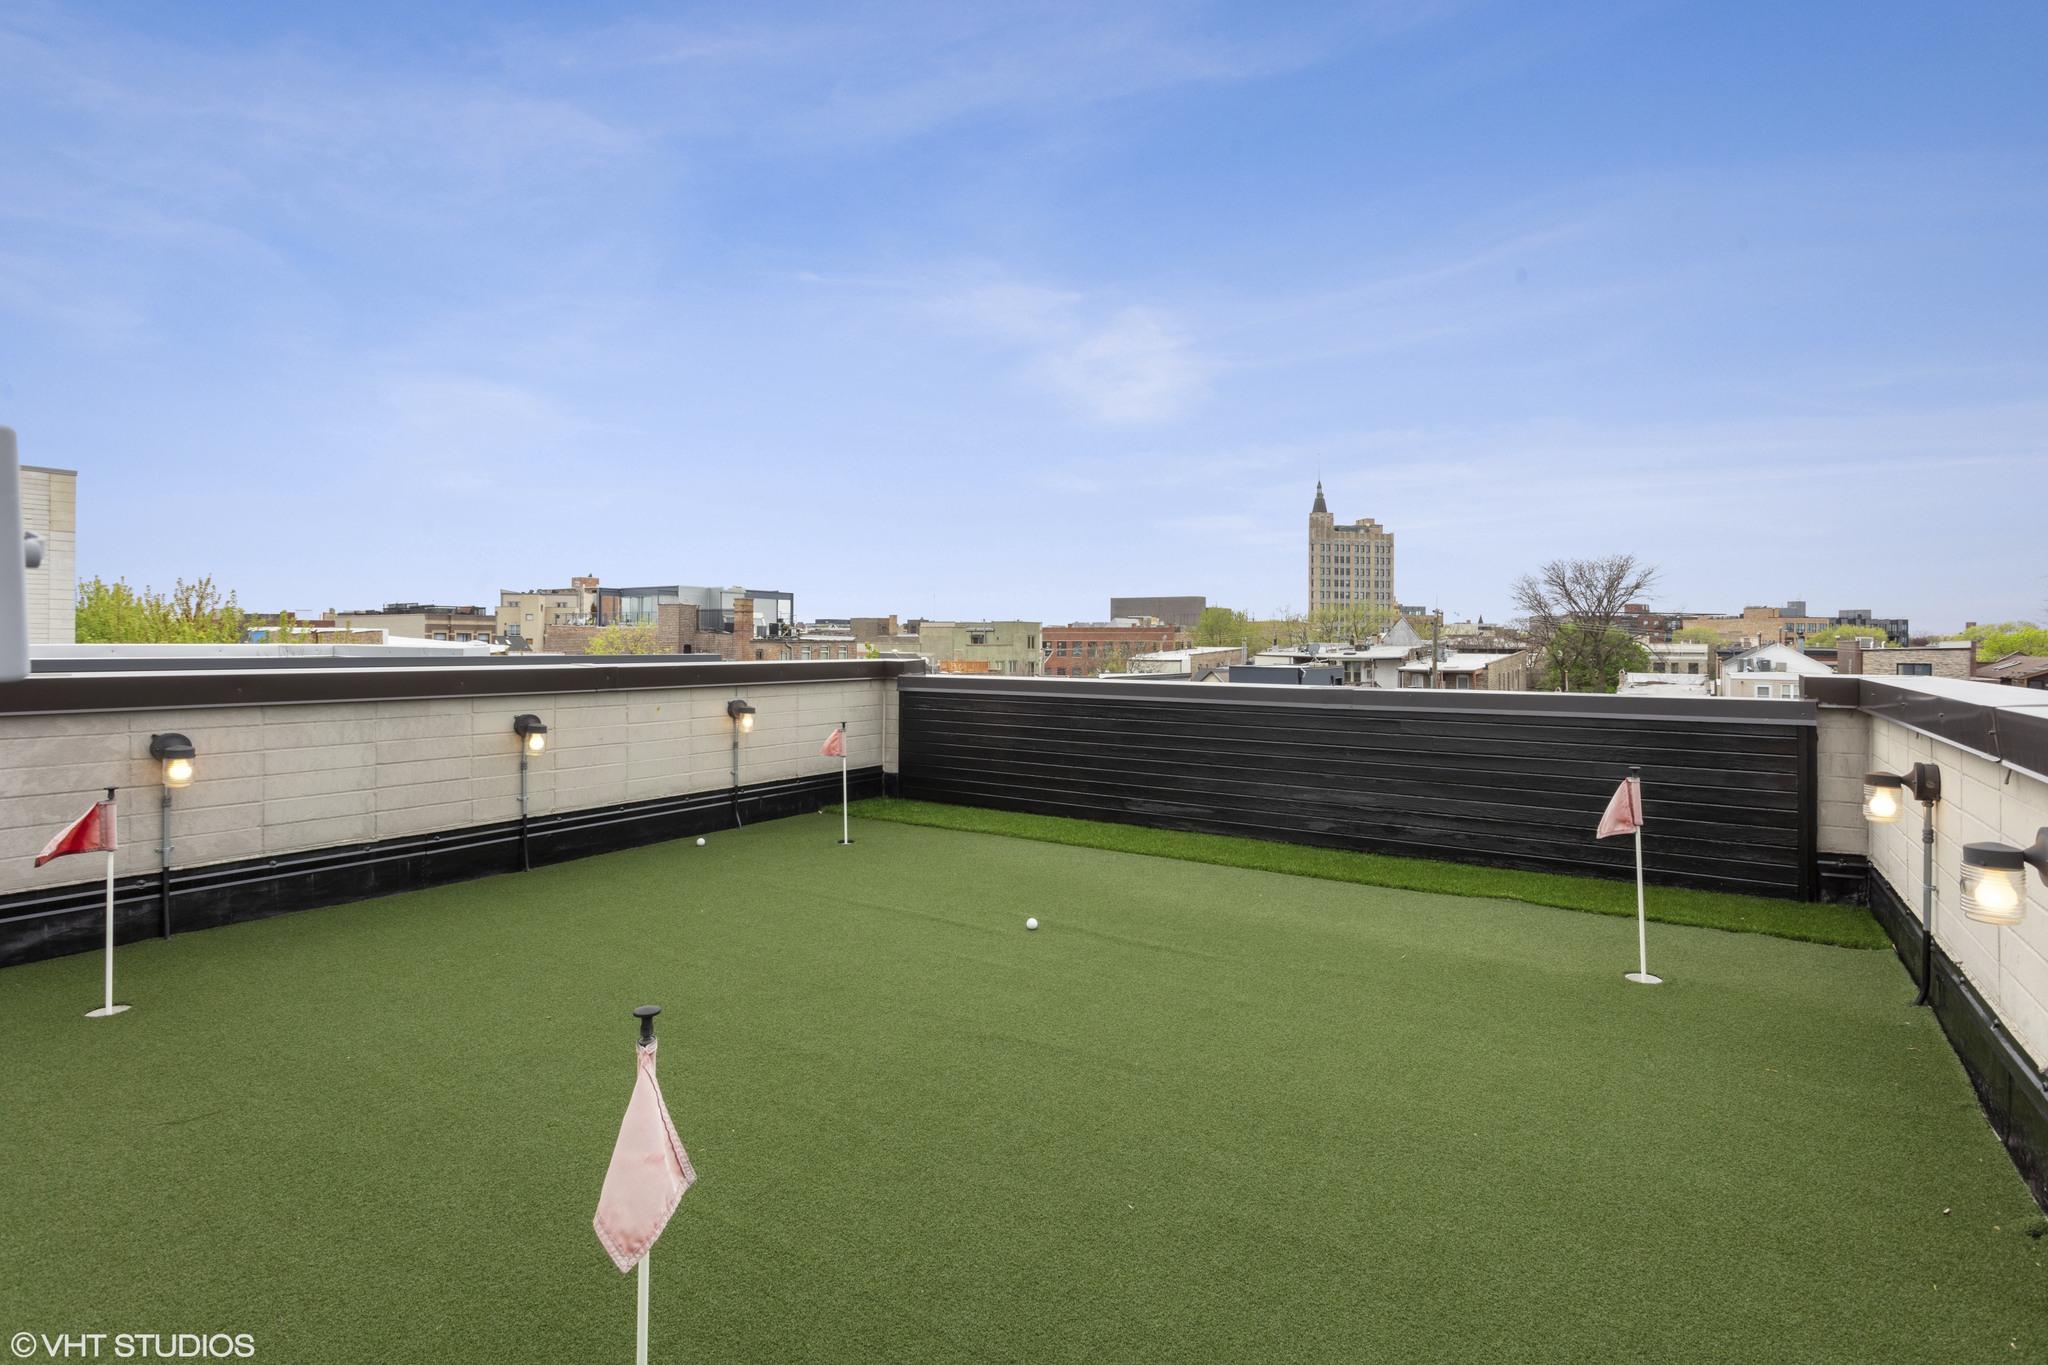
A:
[938,281,1085,341]
[1031,308,1211,423]
[276,372,610,506]
[489,2,1443,149]
[0,8,637,248]
[928,276,1213,423]
[0,248,149,348]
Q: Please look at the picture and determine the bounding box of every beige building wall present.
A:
[1681,606,1830,648]
[0,674,897,896]
[1130,646,1244,676]
[1721,674,1809,701]
[1825,704,2048,1065]
[19,466,77,644]
[1644,642,1710,676]
[1815,707,1869,856]
[882,621,1042,676]
[1307,482,1395,617]
[334,611,429,640]
[1841,642,1976,680]
[332,610,496,643]
[1481,651,1530,691]
[497,577,598,651]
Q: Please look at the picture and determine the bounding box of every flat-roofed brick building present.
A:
[1045,620,1183,677]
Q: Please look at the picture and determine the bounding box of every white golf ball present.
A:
[1025,917,1039,931]
[695,837,707,847]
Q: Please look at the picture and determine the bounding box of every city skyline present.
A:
[20,459,2023,637]
[2,2,2043,629]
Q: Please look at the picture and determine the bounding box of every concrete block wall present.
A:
[19,466,77,645]
[0,676,897,896]
[1816,706,1870,856]
[1861,716,2048,1065]
[1836,639,1978,679]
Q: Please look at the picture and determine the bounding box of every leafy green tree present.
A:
[1534,624,1649,693]
[1237,611,1330,653]
[1191,607,1252,649]
[247,610,328,644]
[1940,621,2048,661]
[1801,623,1894,649]
[1241,618,1290,651]
[583,623,664,656]
[75,575,247,643]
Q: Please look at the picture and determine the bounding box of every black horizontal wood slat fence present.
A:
[898,677,1819,899]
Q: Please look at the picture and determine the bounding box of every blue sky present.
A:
[2,1,2043,630]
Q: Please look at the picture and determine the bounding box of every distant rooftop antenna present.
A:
[1,426,32,684]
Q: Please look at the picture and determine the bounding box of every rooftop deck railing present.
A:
[0,657,918,966]
[899,673,1822,899]
[1806,672,2048,1204]
[5,659,2045,1206]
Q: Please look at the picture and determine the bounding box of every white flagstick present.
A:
[101,847,115,1011]
[1624,770,1662,986]
[635,1252,650,1365]
[839,718,851,846]
[87,793,130,1018]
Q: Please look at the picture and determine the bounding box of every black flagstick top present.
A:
[633,1004,661,1046]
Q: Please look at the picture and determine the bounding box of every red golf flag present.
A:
[594,1041,696,1274]
[820,727,846,758]
[36,798,117,867]
[1595,776,1642,840]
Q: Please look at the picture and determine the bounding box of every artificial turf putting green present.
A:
[2,814,2042,1363]
[847,797,1890,949]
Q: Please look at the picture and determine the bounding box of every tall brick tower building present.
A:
[1307,482,1395,616]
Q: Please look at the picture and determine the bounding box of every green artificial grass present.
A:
[4,815,2042,1363]
[847,797,1889,949]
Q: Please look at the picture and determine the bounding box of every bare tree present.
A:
[1511,554,1660,693]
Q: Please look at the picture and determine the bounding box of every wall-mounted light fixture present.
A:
[148,733,197,937]
[151,732,196,789]
[1863,762,1941,1006]
[727,698,757,827]
[512,714,548,871]
[514,713,548,754]
[1961,831,2047,926]
[1862,763,1938,824]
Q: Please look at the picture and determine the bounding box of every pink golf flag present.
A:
[820,727,846,758]
[1595,775,1643,840]
[593,1040,696,1274]
[36,798,117,867]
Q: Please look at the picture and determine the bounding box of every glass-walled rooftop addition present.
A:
[601,585,795,636]
[611,588,678,626]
